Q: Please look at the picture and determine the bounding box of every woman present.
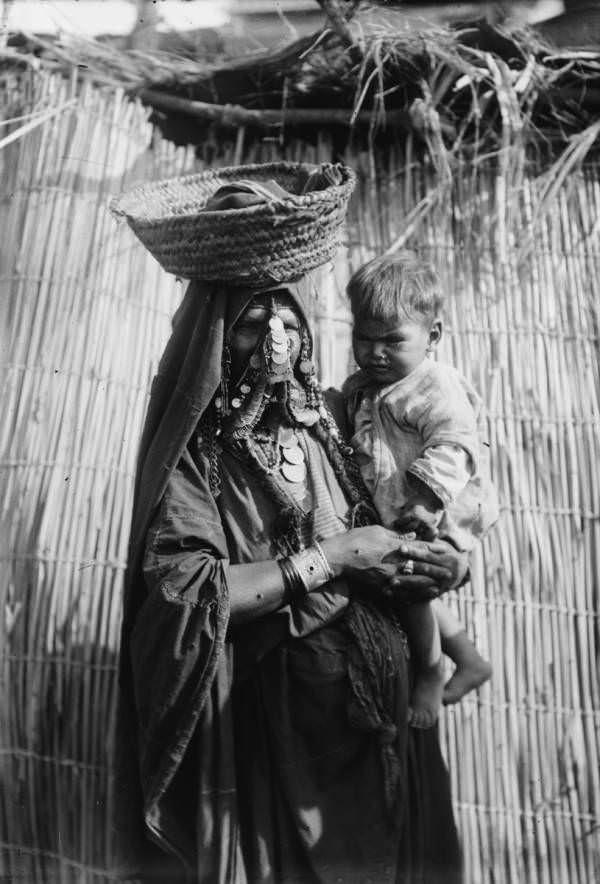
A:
[115,167,465,884]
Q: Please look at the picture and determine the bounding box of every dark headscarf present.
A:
[122,276,313,640]
[115,276,315,878]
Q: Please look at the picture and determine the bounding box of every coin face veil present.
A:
[218,287,322,444]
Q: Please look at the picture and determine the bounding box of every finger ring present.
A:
[401,559,415,575]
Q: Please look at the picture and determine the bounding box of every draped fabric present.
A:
[115,278,461,883]
[115,278,310,878]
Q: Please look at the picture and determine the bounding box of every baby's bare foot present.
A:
[408,662,445,729]
[443,658,492,705]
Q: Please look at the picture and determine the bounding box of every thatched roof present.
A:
[3,4,600,158]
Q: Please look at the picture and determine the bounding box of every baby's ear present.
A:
[428,318,443,349]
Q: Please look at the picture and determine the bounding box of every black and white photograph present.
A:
[1,1,599,882]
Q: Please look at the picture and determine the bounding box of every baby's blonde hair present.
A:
[347,250,444,323]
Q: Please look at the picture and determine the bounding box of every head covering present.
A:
[117,160,350,638]
[115,164,357,877]
[122,275,314,637]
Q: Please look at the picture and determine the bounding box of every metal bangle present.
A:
[290,546,331,594]
[278,556,306,600]
[313,540,335,582]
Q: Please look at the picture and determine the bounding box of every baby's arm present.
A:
[394,445,473,539]
[397,379,481,539]
[394,476,444,540]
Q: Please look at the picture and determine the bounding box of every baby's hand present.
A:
[394,505,439,541]
[393,486,443,542]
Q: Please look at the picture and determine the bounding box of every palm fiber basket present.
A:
[110,162,356,285]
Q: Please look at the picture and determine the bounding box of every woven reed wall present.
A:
[2,70,599,883]
[0,73,195,882]
[343,151,600,884]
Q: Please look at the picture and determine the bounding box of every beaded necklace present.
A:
[196,305,378,552]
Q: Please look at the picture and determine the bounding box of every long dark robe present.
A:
[115,281,461,884]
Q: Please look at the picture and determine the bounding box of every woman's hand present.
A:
[319,526,403,585]
[319,526,446,591]
[387,538,469,604]
[320,530,468,604]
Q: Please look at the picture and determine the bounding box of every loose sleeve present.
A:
[405,373,481,507]
[408,443,473,507]
[128,445,231,833]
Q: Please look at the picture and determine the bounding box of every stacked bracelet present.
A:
[278,556,306,600]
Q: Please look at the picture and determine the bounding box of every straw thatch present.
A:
[18,10,600,154]
[2,15,600,884]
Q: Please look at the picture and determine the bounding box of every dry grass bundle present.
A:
[2,42,600,884]
[10,11,600,158]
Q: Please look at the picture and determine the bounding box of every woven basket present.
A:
[110,162,356,284]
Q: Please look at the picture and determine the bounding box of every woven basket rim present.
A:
[110,161,356,226]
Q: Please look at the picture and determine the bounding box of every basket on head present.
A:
[110,162,356,285]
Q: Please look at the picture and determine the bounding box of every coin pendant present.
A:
[283,445,304,465]
[269,317,284,331]
[299,360,313,375]
[296,409,319,426]
[271,340,288,353]
[271,351,288,365]
[240,383,251,394]
[279,428,297,448]
[281,461,307,484]
[290,389,307,409]
[231,397,242,409]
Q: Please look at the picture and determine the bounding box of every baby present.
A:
[343,251,499,728]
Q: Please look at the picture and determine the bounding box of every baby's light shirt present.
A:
[344,359,499,551]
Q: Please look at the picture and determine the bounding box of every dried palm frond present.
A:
[3,14,600,160]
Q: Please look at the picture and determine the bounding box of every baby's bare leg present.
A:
[432,599,492,704]
[402,601,444,729]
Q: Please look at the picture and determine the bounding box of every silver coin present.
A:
[271,351,289,365]
[231,397,242,409]
[281,461,307,484]
[240,384,251,394]
[296,409,319,426]
[269,317,284,331]
[290,390,307,408]
[271,340,288,353]
[271,333,287,346]
[283,445,305,465]
[279,428,298,448]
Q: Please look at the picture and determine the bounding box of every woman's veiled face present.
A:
[228,291,303,384]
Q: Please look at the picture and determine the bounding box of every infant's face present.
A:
[352,315,440,386]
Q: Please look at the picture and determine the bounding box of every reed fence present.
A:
[1,68,599,884]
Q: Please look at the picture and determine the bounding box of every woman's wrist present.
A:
[277,556,306,600]
[316,536,346,580]
[283,541,335,594]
